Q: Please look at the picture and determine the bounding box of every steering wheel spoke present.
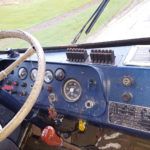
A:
[0,47,35,81]
[0,125,2,132]
[0,30,45,142]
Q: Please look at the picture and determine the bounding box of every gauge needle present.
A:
[66,91,71,95]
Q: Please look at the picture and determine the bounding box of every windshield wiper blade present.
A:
[85,0,109,34]
[71,0,110,44]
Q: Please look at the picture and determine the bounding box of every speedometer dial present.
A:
[63,79,82,102]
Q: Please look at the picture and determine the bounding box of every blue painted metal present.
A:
[0,89,21,113]
[2,62,106,118]
[1,45,150,137]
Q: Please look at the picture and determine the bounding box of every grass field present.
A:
[34,0,133,46]
[0,0,92,30]
[0,0,132,48]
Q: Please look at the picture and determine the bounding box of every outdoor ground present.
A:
[86,0,150,43]
[0,0,32,6]
[0,0,132,49]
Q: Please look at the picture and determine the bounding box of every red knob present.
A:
[41,126,63,146]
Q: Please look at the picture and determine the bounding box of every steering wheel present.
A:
[0,30,46,142]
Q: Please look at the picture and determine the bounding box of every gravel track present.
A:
[86,0,150,43]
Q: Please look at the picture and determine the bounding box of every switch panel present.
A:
[90,49,115,64]
[66,48,88,62]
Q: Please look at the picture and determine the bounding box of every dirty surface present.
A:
[24,127,150,150]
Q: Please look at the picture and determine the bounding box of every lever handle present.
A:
[41,126,63,146]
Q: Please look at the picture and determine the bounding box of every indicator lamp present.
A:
[13,81,19,86]
[47,86,52,92]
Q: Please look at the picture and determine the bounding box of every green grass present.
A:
[0,0,92,30]
[1,0,132,48]
[33,0,133,46]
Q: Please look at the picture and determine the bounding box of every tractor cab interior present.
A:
[1,1,150,150]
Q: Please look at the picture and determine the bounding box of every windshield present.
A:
[0,0,144,49]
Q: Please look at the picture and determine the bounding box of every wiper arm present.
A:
[85,0,109,34]
[71,0,110,44]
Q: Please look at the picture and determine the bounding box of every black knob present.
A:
[21,82,27,87]
[121,92,133,102]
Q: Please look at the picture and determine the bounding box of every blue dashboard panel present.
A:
[101,66,150,107]
[1,61,106,118]
[1,45,150,136]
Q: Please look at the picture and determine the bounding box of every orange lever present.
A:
[41,126,63,146]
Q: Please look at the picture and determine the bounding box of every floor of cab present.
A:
[24,136,67,150]
[23,127,150,150]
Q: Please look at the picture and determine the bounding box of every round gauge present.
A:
[44,70,53,83]
[55,68,65,81]
[63,79,82,102]
[30,68,38,81]
[18,67,28,80]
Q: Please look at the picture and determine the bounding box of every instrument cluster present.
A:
[1,61,105,118]
[18,67,65,84]
[17,66,83,102]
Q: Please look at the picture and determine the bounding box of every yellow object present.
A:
[79,120,86,132]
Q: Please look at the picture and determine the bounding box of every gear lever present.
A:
[41,126,82,150]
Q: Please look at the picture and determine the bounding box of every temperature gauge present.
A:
[18,67,28,80]
[63,79,82,102]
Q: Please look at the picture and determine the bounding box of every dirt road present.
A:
[86,0,150,43]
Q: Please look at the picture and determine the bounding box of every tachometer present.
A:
[44,70,53,83]
[30,68,38,81]
[63,79,82,102]
[18,67,28,80]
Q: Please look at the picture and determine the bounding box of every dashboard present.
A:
[0,60,106,118]
[1,44,150,137]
